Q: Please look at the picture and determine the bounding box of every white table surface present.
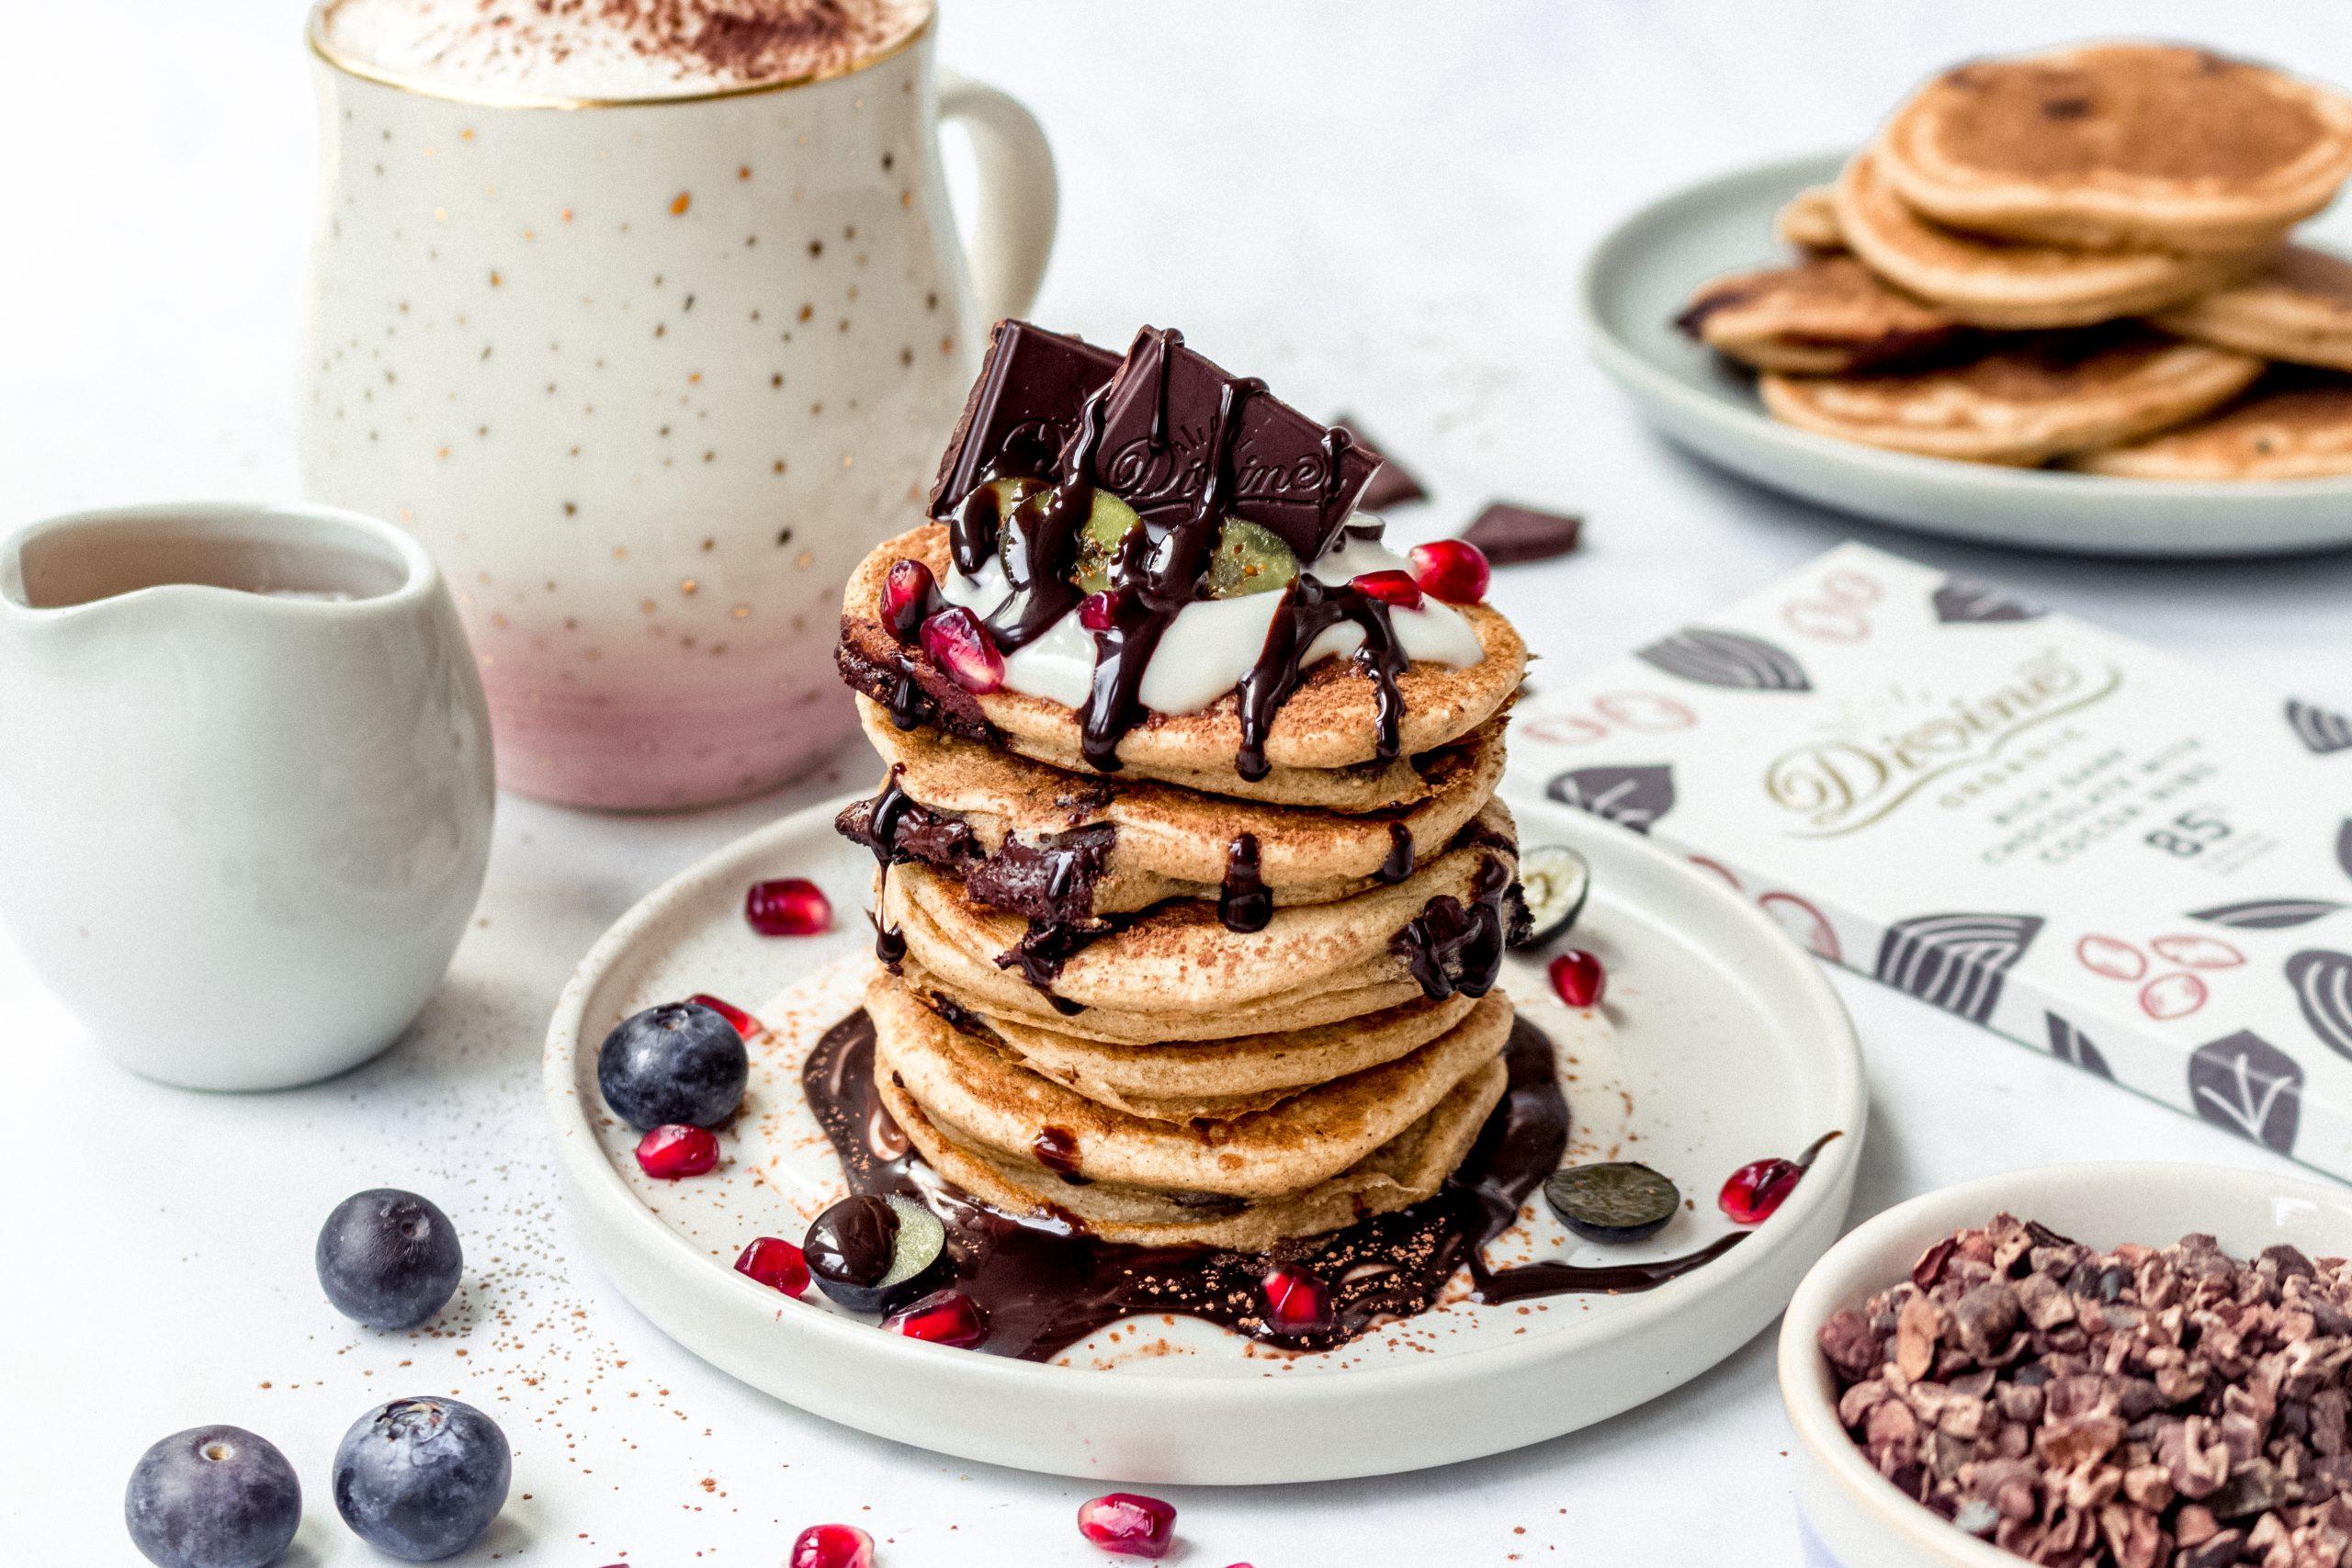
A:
[8,3,2352,1562]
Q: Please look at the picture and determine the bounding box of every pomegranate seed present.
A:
[1547,949,1606,1009]
[687,992,762,1037]
[883,1289,988,1348]
[745,878,832,937]
[1261,1263,1327,1332]
[881,558,935,642]
[1408,538,1491,604]
[789,1523,875,1568]
[920,606,1005,694]
[1077,1494,1177,1559]
[1719,1157,1804,1225]
[1350,569,1424,609]
[734,1237,808,1298]
[1077,588,1124,632]
[635,1123,718,1179]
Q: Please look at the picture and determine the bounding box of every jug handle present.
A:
[938,70,1058,323]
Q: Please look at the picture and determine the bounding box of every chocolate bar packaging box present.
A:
[1523,542,2352,1172]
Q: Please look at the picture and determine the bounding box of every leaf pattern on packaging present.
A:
[2189,898,2345,931]
[2287,950,2352,1063]
[2188,1031,2303,1155]
[1634,628,1812,692]
[2340,822,2352,884]
[2287,699,2352,757]
[1875,912,2044,1024]
[2044,1013,2113,1080]
[1545,764,1677,835]
[1932,577,2045,625]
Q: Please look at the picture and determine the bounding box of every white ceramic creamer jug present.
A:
[0,502,495,1090]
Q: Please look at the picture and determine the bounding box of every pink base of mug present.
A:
[488,680,862,812]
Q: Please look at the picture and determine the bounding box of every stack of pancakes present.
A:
[832,524,1532,1251]
[1681,42,2352,478]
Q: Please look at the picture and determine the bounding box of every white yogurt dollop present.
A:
[940,517,1484,716]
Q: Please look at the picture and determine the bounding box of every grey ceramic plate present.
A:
[1580,152,2352,559]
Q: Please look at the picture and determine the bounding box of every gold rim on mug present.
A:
[304,1,934,110]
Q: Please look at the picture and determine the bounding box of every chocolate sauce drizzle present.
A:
[1217,833,1272,933]
[939,326,1414,784]
[1390,854,1514,1001]
[803,1009,1809,1360]
[1377,821,1416,884]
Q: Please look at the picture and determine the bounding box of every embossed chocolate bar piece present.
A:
[1085,328,1379,561]
[927,320,1122,517]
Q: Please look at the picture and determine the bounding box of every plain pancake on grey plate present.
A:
[2068,370,2352,479]
[2153,245,2352,371]
[1875,42,2352,254]
[1834,149,2254,329]
[1678,253,1970,373]
[1759,325,2263,466]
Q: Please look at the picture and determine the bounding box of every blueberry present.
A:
[596,1001,748,1131]
[805,1193,947,1314]
[332,1397,510,1562]
[317,1189,463,1330]
[125,1425,301,1568]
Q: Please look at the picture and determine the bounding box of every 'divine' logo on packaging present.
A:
[1761,650,2124,839]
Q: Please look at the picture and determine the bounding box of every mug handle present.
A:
[937,70,1058,322]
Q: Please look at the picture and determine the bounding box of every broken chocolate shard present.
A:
[1088,327,1378,562]
[1332,415,1429,510]
[927,320,1122,518]
[1463,502,1582,565]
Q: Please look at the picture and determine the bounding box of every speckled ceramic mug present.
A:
[298,8,1055,809]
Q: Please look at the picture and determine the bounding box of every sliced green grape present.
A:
[1204,519,1300,599]
[1069,491,1144,593]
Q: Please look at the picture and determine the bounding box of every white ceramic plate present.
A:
[544,788,1866,1484]
[1580,152,2352,559]
[1779,1161,2352,1568]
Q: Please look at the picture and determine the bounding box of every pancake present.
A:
[1775,185,1845,252]
[1677,254,1970,373]
[845,697,1506,922]
[2067,371,2352,479]
[2152,245,2352,371]
[877,1052,1509,1250]
[1834,150,2252,329]
[886,805,1517,1016]
[1758,327,2263,465]
[902,958,1478,1113]
[869,973,1511,1196]
[1876,43,2352,254]
[838,525,1529,798]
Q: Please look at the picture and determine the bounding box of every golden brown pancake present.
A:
[1775,185,1846,252]
[2153,245,2352,371]
[850,696,1507,919]
[1677,254,1969,372]
[2068,371,2352,479]
[883,806,1517,1018]
[1877,43,2352,254]
[1758,327,2263,465]
[868,973,1512,1197]
[1834,150,2255,329]
[838,525,1528,803]
[900,957,1478,1114]
[878,1049,1510,1250]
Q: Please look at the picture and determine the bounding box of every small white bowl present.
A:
[1778,1162,2352,1568]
